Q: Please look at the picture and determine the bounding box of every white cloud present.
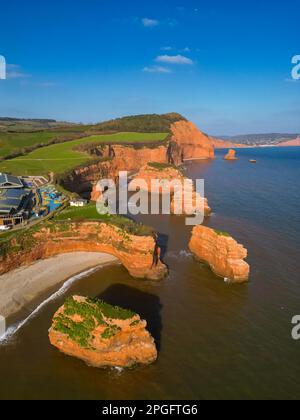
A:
[6,64,31,79]
[143,66,172,74]
[36,82,56,87]
[155,54,194,65]
[142,18,159,27]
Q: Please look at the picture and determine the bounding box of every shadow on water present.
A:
[157,232,169,261]
[97,284,163,351]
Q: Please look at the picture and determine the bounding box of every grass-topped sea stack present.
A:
[49,296,157,368]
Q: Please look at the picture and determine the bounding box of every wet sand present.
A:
[0,252,119,319]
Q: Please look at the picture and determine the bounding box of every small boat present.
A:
[249,159,257,163]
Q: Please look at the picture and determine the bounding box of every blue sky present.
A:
[0,0,299,135]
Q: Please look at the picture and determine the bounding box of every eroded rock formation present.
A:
[49,296,157,368]
[170,120,215,161]
[189,225,250,283]
[129,163,211,217]
[0,221,167,281]
[224,149,238,160]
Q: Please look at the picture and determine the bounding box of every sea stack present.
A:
[49,296,158,368]
[224,149,238,160]
[130,163,212,217]
[189,225,250,283]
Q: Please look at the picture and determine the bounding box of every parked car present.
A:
[0,225,12,231]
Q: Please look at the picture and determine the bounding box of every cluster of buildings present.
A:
[0,172,87,231]
[0,174,33,228]
[0,173,68,230]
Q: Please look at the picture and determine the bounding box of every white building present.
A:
[70,199,88,207]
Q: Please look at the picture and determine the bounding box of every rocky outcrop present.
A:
[129,164,211,217]
[189,225,250,283]
[224,149,238,160]
[0,221,167,281]
[129,163,185,192]
[49,296,157,368]
[170,120,215,161]
[170,188,211,217]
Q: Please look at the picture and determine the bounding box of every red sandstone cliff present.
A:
[49,296,157,368]
[62,119,216,197]
[129,164,211,217]
[170,120,215,161]
[189,225,250,283]
[0,222,167,281]
[63,145,169,196]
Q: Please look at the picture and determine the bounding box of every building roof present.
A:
[0,189,29,215]
[0,173,24,189]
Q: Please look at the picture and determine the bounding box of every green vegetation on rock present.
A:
[148,162,178,171]
[214,229,231,237]
[54,203,155,237]
[53,297,136,348]
[89,113,185,133]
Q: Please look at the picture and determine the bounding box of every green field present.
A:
[0,130,87,158]
[0,132,168,176]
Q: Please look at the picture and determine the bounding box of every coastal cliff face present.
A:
[0,222,167,281]
[63,145,169,196]
[62,119,215,197]
[170,120,215,161]
[189,225,250,283]
[49,296,157,368]
[224,149,238,160]
[278,137,300,147]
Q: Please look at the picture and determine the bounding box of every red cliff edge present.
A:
[0,222,167,281]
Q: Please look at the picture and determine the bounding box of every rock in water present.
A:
[189,226,250,283]
[224,149,238,160]
[49,296,157,368]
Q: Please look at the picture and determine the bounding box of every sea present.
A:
[0,147,300,400]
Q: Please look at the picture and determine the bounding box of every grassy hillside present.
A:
[0,129,91,159]
[0,132,168,176]
[0,113,183,161]
[90,113,185,133]
[0,117,72,132]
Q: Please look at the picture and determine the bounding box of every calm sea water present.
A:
[0,147,300,400]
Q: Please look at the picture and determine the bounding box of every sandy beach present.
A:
[0,252,119,319]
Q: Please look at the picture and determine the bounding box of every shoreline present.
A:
[0,252,120,321]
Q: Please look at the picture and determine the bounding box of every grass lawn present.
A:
[0,130,86,158]
[0,132,167,176]
[55,203,104,221]
[54,203,154,236]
